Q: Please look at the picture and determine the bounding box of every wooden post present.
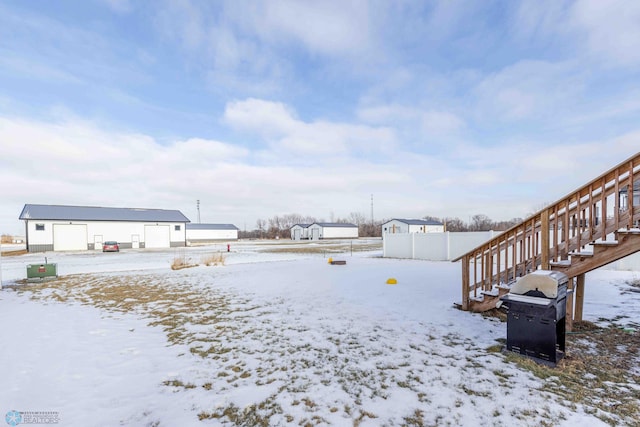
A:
[566,277,574,332]
[541,210,550,270]
[629,161,635,229]
[462,255,470,311]
[574,273,585,322]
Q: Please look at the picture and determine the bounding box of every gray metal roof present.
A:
[19,204,190,223]
[388,218,444,226]
[312,222,358,228]
[290,223,312,229]
[186,223,239,230]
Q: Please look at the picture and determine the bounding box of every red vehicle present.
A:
[102,241,120,252]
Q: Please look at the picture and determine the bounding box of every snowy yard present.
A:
[1,241,639,426]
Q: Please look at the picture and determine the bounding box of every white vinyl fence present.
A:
[602,252,640,271]
[383,231,498,261]
[383,231,640,271]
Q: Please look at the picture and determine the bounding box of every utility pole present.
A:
[370,194,374,224]
[197,200,201,224]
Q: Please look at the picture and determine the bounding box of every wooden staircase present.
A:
[453,152,640,321]
[549,229,640,278]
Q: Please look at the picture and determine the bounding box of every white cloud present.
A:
[246,0,374,56]
[154,0,206,51]
[224,98,297,136]
[0,114,401,233]
[2,112,638,235]
[420,111,466,135]
[510,0,570,42]
[101,0,133,14]
[151,0,383,94]
[357,104,416,124]
[0,115,246,209]
[224,98,397,157]
[570,0,640,66]
[357,103,466,146]
[0,55,83,85]
[473,60,583,121]
[446,136,639,194]
[511,0,640,68]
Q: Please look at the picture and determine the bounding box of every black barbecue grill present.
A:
[499,270,568,366]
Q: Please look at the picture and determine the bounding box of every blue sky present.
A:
[1,0,639,234]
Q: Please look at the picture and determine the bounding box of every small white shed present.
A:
[382,219,444,234]
[307,222,359,240]
[290,224,311,240]
[186,223,239,244]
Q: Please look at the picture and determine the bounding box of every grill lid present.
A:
[510,270,568,299]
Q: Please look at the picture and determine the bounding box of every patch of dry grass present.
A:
[10,273,240,348]
[170,250,226,269]
[200,252,225,266]
[0,249,28,256]
[198,399,283,426]
[171,251,198,270]
[500,321,640,426]
[262,241,382,254]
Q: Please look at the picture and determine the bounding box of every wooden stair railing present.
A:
[453,152,640,311]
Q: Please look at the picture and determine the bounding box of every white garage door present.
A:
[145,225,170,248]
[53,224,88,251]
[311,228,320,240]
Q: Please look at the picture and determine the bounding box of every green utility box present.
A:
[27,263,58,280]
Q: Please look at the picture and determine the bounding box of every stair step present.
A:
[592,240,619,247]
[590,240,619,256]
[550,260,571,268]
[616,229,640,235]
[569,251,593,258]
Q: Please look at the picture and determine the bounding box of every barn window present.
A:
[36,224,45,231]
[175,225,181,231]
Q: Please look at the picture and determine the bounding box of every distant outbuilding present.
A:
[382,219,445,234]
[307,222,359,240]
[19,204,190,252]
[186,223,239,244]
[290,224,311,240]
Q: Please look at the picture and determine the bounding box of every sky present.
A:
[1,0,640,235]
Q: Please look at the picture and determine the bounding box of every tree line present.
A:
[238,213,523,239]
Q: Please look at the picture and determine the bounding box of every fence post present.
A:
[541,209,550,270]
[382,233,386,257]
[411,233,416,259]
[461,255,470,310]
[566,277,574,332]
[446,231,450,261]
[574,273,585,322]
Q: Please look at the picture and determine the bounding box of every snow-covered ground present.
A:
[1,242,638,426]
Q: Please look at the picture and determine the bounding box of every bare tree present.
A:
[493,218,523,231]
[256,219,266,238]
[348,212,367,225]
[442,217,466,232]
